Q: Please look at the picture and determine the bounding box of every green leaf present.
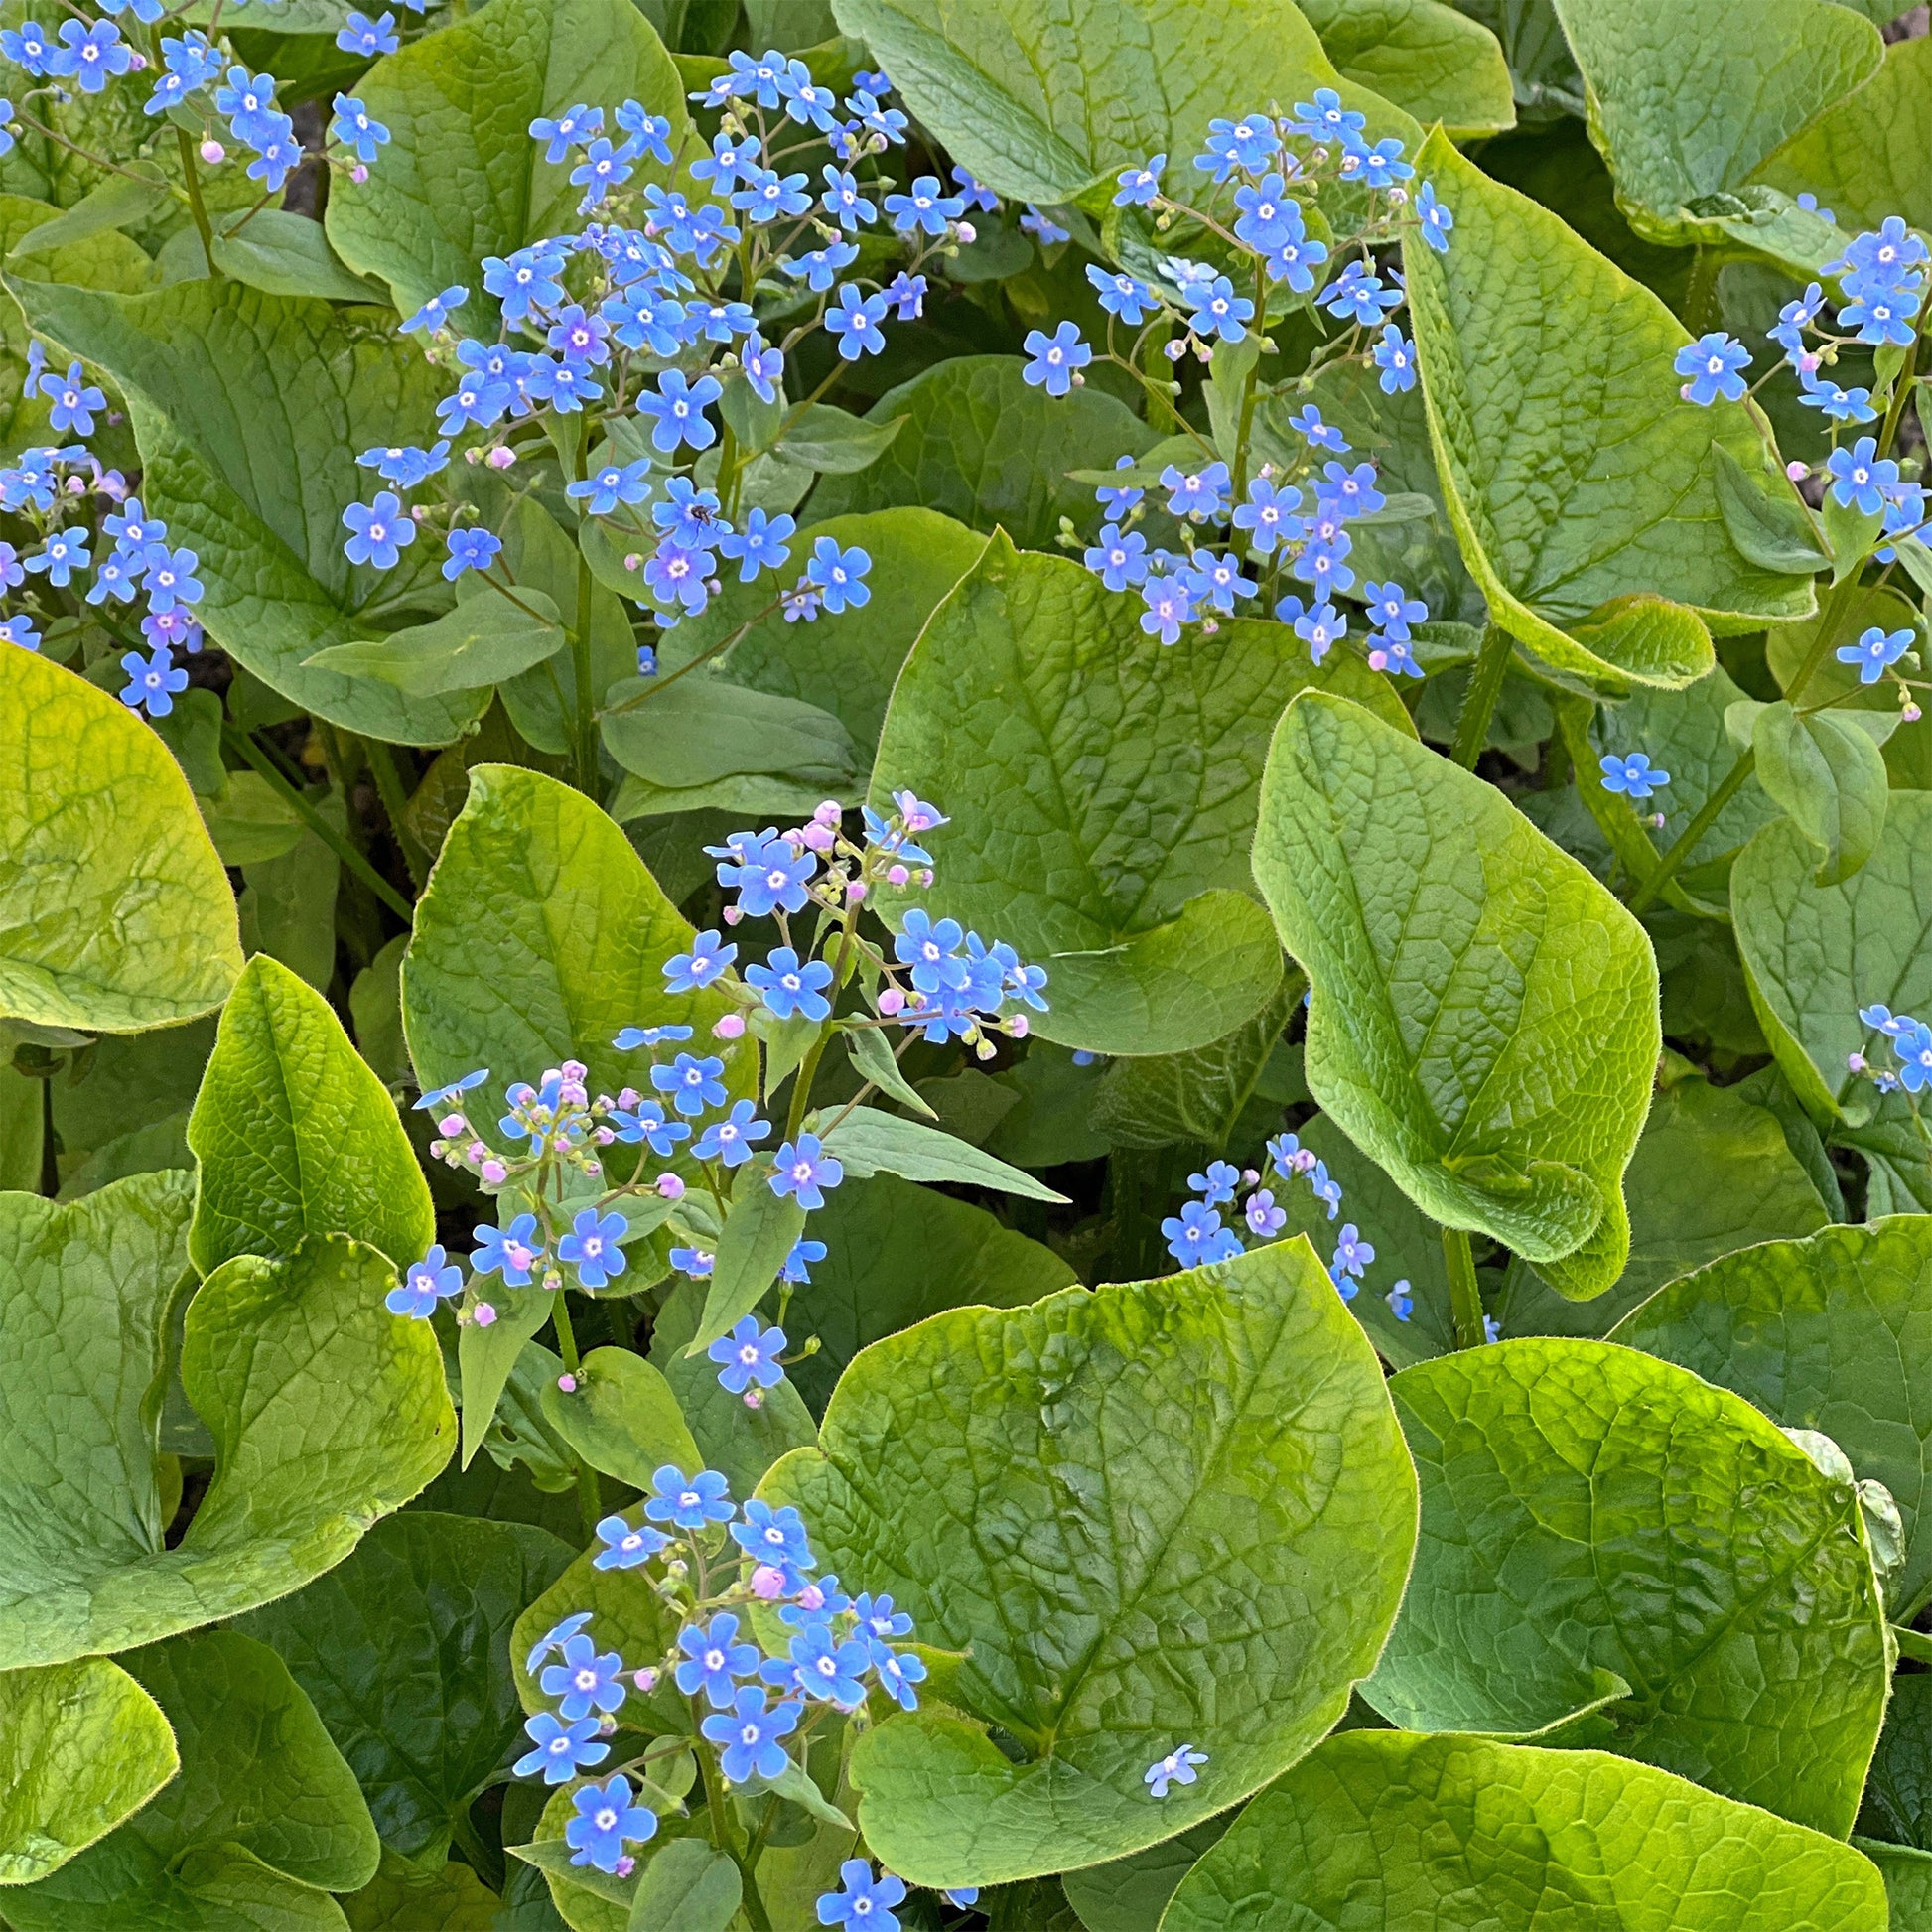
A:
[1056,1820,1231,1932]
[1713,440,1833,573]
[759,1238,1418,1886]
[1,649,241,1033]
[601,677,860,793]
[1730,791,1932,1127]
[201,771,305,868]
[1252,693,1659,1297]
[458,1285,556,1470]
[306,587,566,699]
[771,403,905,474]
[401,763,746,1108]
[1401,128,1814,688]
[342,1850,502,1931]
[842,1023,935,1118]
[1498,1070,1829,1339]
[1296,0,1515,138]
[869,534,1410,1055]
[1163,1728,1889,1932]
[688,1173,809,1355]
[772,1175,1076,1415]
[807,356,1159,548]
[1612,1216,1932,1619]
[1859,1673,1932,1847]
[1755,36,1932,236]
[1859,1840,1932,1932]
[0,1200,452,1671]
[235,1512,572,1863]
[813,1106,1068,1202]
[539,1346,700,1487]
[1366,1336,1891,1835]
[1824,493,1887,582]
[1752,697,1891,885]
[0,1656,178,1885]
[826,0,1413,204]
[8,165,168,258]
[324,0,694,320]
[1549,0,1880,245]
[9,276,479,748]
[655,510,987,762]
[626,1840,740,1932]
[3,1628,380,1930]
[206,209,385,304]
[187,953,436,1276]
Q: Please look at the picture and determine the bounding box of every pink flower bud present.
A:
[429,1139,448,1159]
[440,1112,466,1136]
[583,1160,601,1176]
[878,986,905,1016]
[350,163,368,184]
[814,799,842,826]
[656,1173,685,1200]
[918,869,934,887]
[127,51,145,68]
[485,445,516,470]
[744,1387,764,1408]
[1008,1014,1030,1038]
[557,1373,577,1394]
[1850,1052,1868,1073]
[713,1011,747,1039]
[624,552,642,570]
[1787,460,1810,481]
[955,220,977,244]
[887,863,910,886]
[473,1302,497,1327]
[200,139,224,164]
[480,1160,506,1186]
[799,822,835,852]
[633,1667,658,1692]
[465,1140,487,1161]
[615,1857,635,1878]
[723,904,744,925]
[1367,648,1389,671]
[751,1564,786,1599]
[846,879,868,902]
[618,1086,641,1110]
[1907,703,1924,723]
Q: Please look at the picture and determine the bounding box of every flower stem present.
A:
[1625,749,1755,915]
[1441,1226,1485,1350]
[1449,623,1513,769]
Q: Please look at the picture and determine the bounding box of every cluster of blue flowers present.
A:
[1853,1004,1932,1097]
[1011,96,1449,675]
[516,1466,970,1919]
[0,435,207,711]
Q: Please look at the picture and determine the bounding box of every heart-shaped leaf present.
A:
[1298,0,1514,138]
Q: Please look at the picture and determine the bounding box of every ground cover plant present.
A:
[9,0,1932,1926]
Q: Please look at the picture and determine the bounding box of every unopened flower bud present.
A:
[814,799,842,826]
[976,1036,998,1060]
[1787,460,1809,481]
[744,1387,764,1408]
[955,220,976,244]
[846,879,868,902]
[465,1139,487,1161]
[751,1564,786,1599]
[485,445,515,469]
[481,1158,507,1184]
[440,1111,466,1136]
[615,1857,635,1878]
[723,903,744,924]
[713,1011,746,1038]
[632,1667,658,1692]
[624,552,642,570]
[1008,1014,1030,1037]
[878,986,905,1015]
[918,868,934,887]
[473,1302,497,1326]
[656,1172,685,1200]
[1850,1052,1868,1073]
[200,139,224,164]
[886,863,909,886]
[1906,703,1923,723]
[350,163,368,183]
[557,1373,577,1394]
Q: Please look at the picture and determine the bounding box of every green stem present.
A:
[222,726,414,921]
[447,1806,503,1891]
[568,440,600,798]
[1878,334,1921,459]
[550,1289,603,1540]
[1449,624,1513,770]
[359,737,430,890]
[1683,244,1719,335]
[172,123,220,279]
[1626,748,1755,915]
[1441,1226,1485,1350]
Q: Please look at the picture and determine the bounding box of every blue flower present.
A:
[611,1098,690,1159]
[702,1687,800,1783]
[1675,333,1750,406]
[443,527,501,580]
[558,1207,628,1289]
[870,1641,925,1710]
[0,615,41,651]
[401,285,467,334]
[1319,460,1385,520]
[817,1863,907,1931]
[1320,262,1400,328]
[336,10,399,57]
[331,93,388,163]
[1330,1223,1374,1284]
[1145,1744,1208,1797]
[805,535,871,611]
[1140,573,1193,645]
[769,1133,844,1211]
[472,1212,542,1287]
[1372,325,1417,394]
[1310,1160,1342,1218]
[1292,599,1347,664]
[140,546,201,612]
[1022,204,1070,245]
[820,163,876,228]
[613,1024,694,1051]
[1598,752,1669,800]
[1292,86,1363,140]
[41,361,101,435]
[572,135,638,208]
[118,647,188,717]
[1839,624,1914,684]
[853,1592,913,1641]
[652,1051,728,1117]
[773,1623,872,1707]
[1114,153,1165,206]
[1233,172,1303,250]
[884,173,964,235]
[1163,460,1230,522]
[1190,1160,1240,1206]
[343,492,416,570]
[1798,376,1878,424]
[732,1498,813,1573]
[541,1633,628,1720]
[1085,522,1150,591]
[565,1775,656,1873]
[1021,320,1091,396]
[25,526,87,587]
[593,1512,670,1571]
[357,442,449,487]
[1827,436,1897,516]
[1387,1279,1414,1321]
[1286,405,1346,455]
[1096,454,1145,519]
[1087,264,1156,323]
[414,1067,486,1113]
[824,284,889,360]
[780,1236,827,1284]
[664,928,737,992]
[1899,1024,1932,1092]
[1232,477,1302,555]
[1186,275,1254,344]
[1364,579,1427,642]
[567,458,652,517]
[676,1612,760,1707]
[0,22,54,75]
[247,135,306,195]
[638,368,722,453]
[669,1245,713,1278]
[710,1315,786,1394]
[524,1611,592,1676]
[1163,1201,1241,1268]
[1185,551,1255,611]
[747,945,833,1023]
[1341,136,1413,191]
[1415,180,1453,251]
[1245,1189,1287,1237]
[694,1098,770,1168]
[713,505,792,585]
[646,1464,734,1528]
[741,334,785,404]
[1842,286,1920,347]
[385,1244,461,1318]
[51,17,130,90]
[514,1712,609,1784]
[734,165,813,224]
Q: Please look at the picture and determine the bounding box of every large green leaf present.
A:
[1756,38,1932,235]
[9,276,478,747]
[341,1850,501,1931]
[1401,129,1815,688]
[237,1512,572,1863]
[809,358,1157,550]
[402,763,744,1107]
[1863,1842,1932,1932]
[1549,0,1880,245]
[1446,0,1581,121]
[772,1175,1076,1415]
[1861,1673,1932,1850]
[0,1657,178,1886]
[1297,0,1515,138]
[187,954,435,1277]
[1,650,241,1033]
[656,510,987,760]
[760,1237,1418,1887]
[3,1628,379,1932]
[1366,1336,1891,1836]
[0,1209,453,1671]
[827,0,1412,204]
[1612,1216,1932,1619]
[1163,1728,1889,1932]
[1498,1069,1829,1339]
[1252,692,1658,1297]
[870,535,1410,1056]
[1731,791,1932,1128]
[324,0,693,320]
